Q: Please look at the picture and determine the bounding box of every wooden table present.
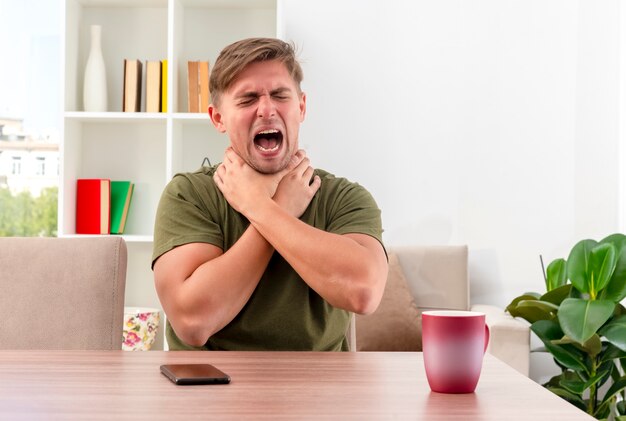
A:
[0,351,592,420]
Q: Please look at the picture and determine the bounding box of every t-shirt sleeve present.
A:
[324,176,384,246]
[151,173,224,267]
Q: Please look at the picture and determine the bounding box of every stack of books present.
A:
[123,59,167,112]
[187,61,210,113]
[76,179,135,234]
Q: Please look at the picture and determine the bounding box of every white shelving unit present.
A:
[60,0,278,348]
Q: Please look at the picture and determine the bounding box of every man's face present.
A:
[208,60,306,174]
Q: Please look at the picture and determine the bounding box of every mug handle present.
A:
[483,324,490,353]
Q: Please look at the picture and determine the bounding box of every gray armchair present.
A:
[0,237,127,350]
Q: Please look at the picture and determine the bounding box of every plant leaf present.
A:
[600,343,626,364]
[567,239,598,294]
[596,359,615,389]
[561,369,608,395]
[596,361,615,388]
[582,334,603,357]
[546,258,568,291]
[541,284,573,306]
[507,295,554,323]
[506,294,540,313]
[594,361,626,417]
[542,373,565,389]
[612,361,622,382]
[552,334,602,357]
[558,298,615,343]
[588,242,617,296]
[517,300,559,312]
[599,314,626,352]
[531,320,588,374]
[569,287,585,299]
[617,401,626,415]
[594,401,612,420]
[559,371,585,394]
[510,307,554,324]
[600,233,626,302]
[599,376,626,411]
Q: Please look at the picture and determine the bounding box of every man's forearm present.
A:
[244,197,387,314]
[156,225,274,346]
[211,148,386,315]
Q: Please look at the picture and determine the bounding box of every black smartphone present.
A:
[160,364,231,385]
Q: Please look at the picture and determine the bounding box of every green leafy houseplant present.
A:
[506,233,626,420]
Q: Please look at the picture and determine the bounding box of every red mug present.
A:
[422,310,490,393]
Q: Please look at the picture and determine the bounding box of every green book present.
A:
[110,181,134,234]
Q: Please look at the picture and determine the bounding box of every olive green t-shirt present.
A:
[152,165,384,351]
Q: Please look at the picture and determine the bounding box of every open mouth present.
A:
[254,129,283,153]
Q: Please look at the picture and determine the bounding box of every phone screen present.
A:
[160,364,231,385]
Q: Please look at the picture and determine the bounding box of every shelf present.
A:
[65,112,214,124]
[172,112,209,119]
[75,0,274,7]
[61,0,279,330]
[178,0,275,8]
[65,112,168,123]
[171,113,213,126]
[73,0,167,7]
[60,234,154,243]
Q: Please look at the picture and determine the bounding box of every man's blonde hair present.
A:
[209,37,303,106]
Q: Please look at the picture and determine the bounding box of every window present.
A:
[11,157,21,175]
[0,0,60,237]
[36,156,45,176]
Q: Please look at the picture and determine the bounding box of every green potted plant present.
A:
[506,233,626,420]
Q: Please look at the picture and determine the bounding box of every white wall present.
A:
[282,0,623,382]
[281,0,621,309]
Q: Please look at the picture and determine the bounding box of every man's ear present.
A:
[208,104,226,133]
[299,92,307,122]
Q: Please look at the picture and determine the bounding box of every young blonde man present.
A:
[152,38,387,351]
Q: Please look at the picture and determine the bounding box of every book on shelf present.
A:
[123,59,142,112]
[145,60,162,113]
[187,61,199,113]
[187,60,210,113]
[110,181,134,234]
[161,60,168,112]
[76,179,111,235]
[199,61,210,113]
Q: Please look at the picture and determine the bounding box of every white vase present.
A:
[83,25,107,112]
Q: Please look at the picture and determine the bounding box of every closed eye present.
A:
[237,98,257,106]
[235,88,293,106]
[235,92,259,106]
[271,88,291,101]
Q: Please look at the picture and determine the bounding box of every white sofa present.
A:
[353,245,530,376]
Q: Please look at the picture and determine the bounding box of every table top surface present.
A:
[0,350,593,420]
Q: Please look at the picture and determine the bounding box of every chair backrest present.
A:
[0,237,127,350]
[351,245,469,351]
[392,245,469,311]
